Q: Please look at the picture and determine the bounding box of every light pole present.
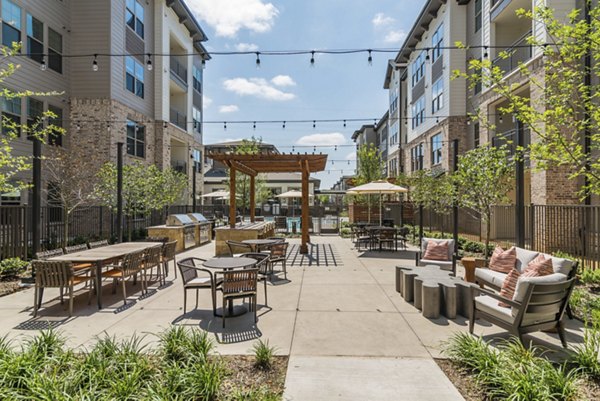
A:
[191,153,197,211]
[116,142,123,243]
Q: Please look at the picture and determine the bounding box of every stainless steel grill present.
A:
[166,214,194,226]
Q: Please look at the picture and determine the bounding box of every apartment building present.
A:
[383,60,405,177]
[375,112,390,177]
[0,0,209,205]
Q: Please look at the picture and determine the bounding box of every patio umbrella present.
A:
[346,180,408,225]
[276,190,313,217]
[201,190,230,198]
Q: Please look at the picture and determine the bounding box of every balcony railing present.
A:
[492,127,531,164]
[170,57,188,86]
[171,160,187,175]
[169,108,187,131]
[492,31,533,76]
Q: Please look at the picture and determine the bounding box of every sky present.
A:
[187,0,426,188]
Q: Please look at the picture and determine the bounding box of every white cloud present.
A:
[203,96,213,108]
[384,30,407,44]
[296,133,347,146]
[372,13,394,27]
[223,77,296,101]
[187,0,279,37]
[345,152,357,161]
[219,104,239,113]
[270,75,296,87]
[235,43,259,52]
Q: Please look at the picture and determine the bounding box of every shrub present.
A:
[252,339,277,370]
[0,258,29,278]
[579,268,600,286]
[340,227,351,238]
[571,321,600,379]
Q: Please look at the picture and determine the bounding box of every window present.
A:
[432,23,443,62]
[192,107,202,134]
[126,120,145,158]
[48,28,62,73]
[126,56,144,98]
[192,148,202,173]
[431,133,442,166]
[26,97,43,141]
[1,96,20,136]
[389,121,399,146]
[48,105,62,146]
[2,0,21,48]
[475,0,482,33]
[192,65,202,93]
[474,57,482,94]
[410,144,424,171]
[474,122,480,147]
[26,14,43,63]
[126,0,144,39]
[411,51,425,87]
[432,78,444,113]
[411,95,425,129]
[389,88,398,114]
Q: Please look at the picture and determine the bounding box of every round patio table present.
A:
[203,257,257,317]
[241,239,281,252]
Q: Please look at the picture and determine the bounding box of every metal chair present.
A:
[225,240,253,257]
[469,278,575,347]
[376,228,397,251]
[88,239,109,249]
[266,242,289,280]
[177,257,221,315]
[32,260,93,317]
[161,240,178,279]
[101,250,146,305]
[397,227,410,250]
[216,268,258,328]
[142,245,164,286]
[240,252,271,307]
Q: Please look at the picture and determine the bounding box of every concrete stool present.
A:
[402,272,417,302]
[414,277,424,310]
[439,281,457,319]
[421,281,440,318]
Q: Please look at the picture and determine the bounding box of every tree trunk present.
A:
[62,206,69,249]
[484,210,491,265]
[127,215,133,242]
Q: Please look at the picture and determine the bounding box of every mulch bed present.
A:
[0,274,29,297]
[220,355,288,397]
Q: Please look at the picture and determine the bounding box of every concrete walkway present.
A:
[0,235,585,400]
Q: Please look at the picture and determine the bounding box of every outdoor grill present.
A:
[166,214,195,226]
[187,213,212,244]
[165,214,196,249]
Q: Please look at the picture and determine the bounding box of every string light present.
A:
[310,51,315,67]
[146,54,153,71]
[253,121,256,130]
[313,120,316,128]
[282,121,286,129]
[483,46,488,58]
[343,120,346,128]
[163,121,168,129]
[92,54,98,71]
[40,57,47,71]
[224,122,227,130]
[425,48,430,61]
[255,52,261,68]
[499,114,503,124]
[367,50,372,65]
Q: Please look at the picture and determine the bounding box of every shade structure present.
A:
[347,180,408,225]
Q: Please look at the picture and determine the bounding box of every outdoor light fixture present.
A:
[146,54,153,71]
[76,123,81,131]
[425,49,430,61]
[201,58,206,68]
[499,115,503,124]
[163,121,168,129]
[92,54,98,71]
[467,118,471,126]
[40,57,47,71]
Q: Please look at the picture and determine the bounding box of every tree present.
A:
[454,145,514,262]
[44,146,101,247]
[0,45,64,193]
[454,5,600,198]
[351,143,385,207]
[94,162,187,241]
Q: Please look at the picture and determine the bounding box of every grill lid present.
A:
[187,213,208,223]
[166,214,194,226]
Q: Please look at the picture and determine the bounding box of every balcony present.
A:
[171,160,187,175]
[170,108,187,131]
[170,57,188,89]
[492,127,531,164]
[492,31,532,77]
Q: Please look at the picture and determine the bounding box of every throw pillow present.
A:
[522,254,554,278]
[498,268,520,307]
[423,240,449,261]
[489,246,517,274]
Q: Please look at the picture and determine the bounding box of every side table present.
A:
[461,257,485,283]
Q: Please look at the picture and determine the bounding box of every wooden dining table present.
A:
[48,242,163,309]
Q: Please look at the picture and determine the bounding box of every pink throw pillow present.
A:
[489,246,517,274]
[498,268,520,308]
[423,240,449,261]
[522,254,554,278]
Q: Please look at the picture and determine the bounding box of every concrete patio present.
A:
[0,235,586,400]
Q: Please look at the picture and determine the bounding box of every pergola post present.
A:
[301,161,310,254]
[229,167,236,228]
[250,175,256,223]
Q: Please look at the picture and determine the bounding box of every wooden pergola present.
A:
[207,152,328,253]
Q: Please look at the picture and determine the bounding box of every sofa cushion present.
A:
[475,268,507,289]
[423,240,450,261]
[540,253,574,276]
[421,238,454,261]
[512,273,567,305]
[499,268,521,307]
[489,246,516,273]
[515,247,540,273]
[522,254,554,278]
[475,295,514,324]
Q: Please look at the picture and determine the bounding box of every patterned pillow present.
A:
[489,246,517,274]
[423,240,449,261]
[522,254,554,278]
[498,268,520,307]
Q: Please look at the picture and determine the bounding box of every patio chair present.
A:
[240,252,271,307]
[177,257,221,315]
[258,237,286,253]
[469,278,575,347]
[226,240,253,257]
[397,227,410,250]
[274,216,288,233]
[88,239,109,249]
[266,242,289,280]
[416,237,457,275]
[161,240,178,279]
[64,244,88,254]
[216,268,258,328]
[375,228,397,251]
[142,245,164,286]
[354,227,373,251]
[35,248,64,259]
[32,260,93,317]
[101,250,146,305]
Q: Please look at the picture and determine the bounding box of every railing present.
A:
[491,128,531,158]
[169,108,187,130]
[170,57,188,85]
[171,160,187,174]
[492,31,533,76]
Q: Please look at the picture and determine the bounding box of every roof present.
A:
[207,152,328,175]
[351,124,375,141]
[169,0,211,58]
[375,111,389,131]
